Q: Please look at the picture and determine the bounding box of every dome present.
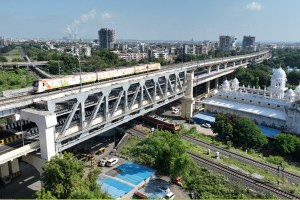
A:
[272,67,286,79]
[223,80,230,87]
[285,89,295,97]
[232,78,239,84]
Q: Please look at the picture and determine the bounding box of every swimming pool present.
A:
[97,176,134,199]
[98,162,156,198]
[115,162,155,185]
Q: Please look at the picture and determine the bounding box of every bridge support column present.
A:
[207,66,211,74]
[8,159,20,177]
[215,78,219,89]
[181,72,194,119]
[21,108,57,161]
[7,114,20,124]
[206,81,210,94]
[224,63,227,69]
[0,162,9,178]
[216,65,220,71]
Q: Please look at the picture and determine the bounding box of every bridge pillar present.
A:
[8,159,20,177]
[7,113,20,124]
[0,162,9,178]
[21,108,57,161]
[216,65,220,71]
[181,72,194,119]
[206,81,211,94]
[215,78,219,89]
[224,63,227,69]
[207,66,211,74]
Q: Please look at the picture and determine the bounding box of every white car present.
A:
[172,108,179,114]
[201,123,211,128]
[159,186,171,193]
[106,158,119,167]
[162,192,175,200]
[99,158,108,167]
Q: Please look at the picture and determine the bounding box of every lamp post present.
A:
[77,54,82,89]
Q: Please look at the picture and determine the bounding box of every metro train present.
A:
[32,63,161,93]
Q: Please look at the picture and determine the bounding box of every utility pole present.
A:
[77,54,82,89]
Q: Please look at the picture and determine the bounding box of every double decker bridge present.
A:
[0,50,271,176]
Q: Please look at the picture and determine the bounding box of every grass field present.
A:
[1,48,22,62]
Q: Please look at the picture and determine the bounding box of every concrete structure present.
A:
[98,28,116,49]
[0,50,271,171]
[117,52,148,61]
[219,35,237,51]
[202,67,300,134]
[243,36,256,51]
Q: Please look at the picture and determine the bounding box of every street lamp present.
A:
[76,54,82,89]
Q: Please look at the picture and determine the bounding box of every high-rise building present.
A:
[98,28,116,49]
[242,36,256,51]
[219,35,237,51]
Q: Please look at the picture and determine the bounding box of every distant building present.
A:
[81,46,91,57]
[153,50,169,60]
[0,36,4,48]
[242,36,256,51]
[117,52,147,61]
[219,35,237,51]
[98,28,116,49]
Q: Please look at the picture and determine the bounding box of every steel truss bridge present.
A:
[0,50,271,162]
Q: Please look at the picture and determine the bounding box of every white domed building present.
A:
[202,67,300,136]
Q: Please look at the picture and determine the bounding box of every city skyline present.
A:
[1,0,300,42]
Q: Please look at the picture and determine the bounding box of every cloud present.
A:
[67,9,97,34]
[100,12,113,21]
[246,2,263,11]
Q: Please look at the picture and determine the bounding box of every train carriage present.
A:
[33,63,161,93]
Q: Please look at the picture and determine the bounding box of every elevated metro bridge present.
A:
[0,50,271,174]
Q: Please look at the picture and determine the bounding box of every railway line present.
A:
[0,50,268,107]
[188,151,299,199]
[125,126,300,199]
[182,134,300,184]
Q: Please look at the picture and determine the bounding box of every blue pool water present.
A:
[259,125,281,138]
[97,176,134,199]
[116,162,155,185]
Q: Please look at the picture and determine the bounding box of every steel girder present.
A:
[43,69,186,152]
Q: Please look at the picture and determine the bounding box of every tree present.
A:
[0,56,8,62]
[37,152,109,199]
[273,133,300,154]
[233,117,268,148]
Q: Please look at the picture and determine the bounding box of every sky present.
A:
[0,0,299,42]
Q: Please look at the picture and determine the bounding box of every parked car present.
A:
[159,186,171,193]
[185,118,196,124]
[162,192,175,200]
[201,123,211,128]
[172,108,179,114]
[99,157,108,167]
[106,158,119,167]
[97,147,106,155]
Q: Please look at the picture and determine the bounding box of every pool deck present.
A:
[99,160,156,199]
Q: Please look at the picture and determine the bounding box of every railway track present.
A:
[0,50,268,106]
[188,151,299,199]
[182,134,300,183]
[125,127,299,198]
[124,126,148,138]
